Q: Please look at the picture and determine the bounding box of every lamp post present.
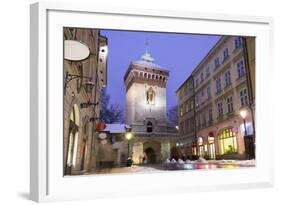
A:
[240,110,247,136]
[125,132,133,167]
[240,109,251,160]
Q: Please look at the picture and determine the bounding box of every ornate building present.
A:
[177,36,255,160]
[176,76,197,159]
[63,28,108,175]
[124,47,178,164]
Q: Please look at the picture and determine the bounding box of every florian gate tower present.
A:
[124,47,178,164]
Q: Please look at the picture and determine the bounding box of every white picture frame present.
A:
[30,2,274,202]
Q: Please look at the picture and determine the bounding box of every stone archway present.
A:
[144,147,156,163]
[143,141,161,163]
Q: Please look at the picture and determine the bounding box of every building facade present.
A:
[177,36,255,160]
[176,76,197,159]
[63,28,108,175]
[124,48,178,164]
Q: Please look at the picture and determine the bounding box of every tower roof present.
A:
[132,43,168,71]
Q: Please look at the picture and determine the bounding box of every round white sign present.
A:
[100,139,107,145]
[98,133,107,139]
[64,40,90,61]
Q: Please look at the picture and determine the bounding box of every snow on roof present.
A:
[104,124,131,134]
[133,60,166,70]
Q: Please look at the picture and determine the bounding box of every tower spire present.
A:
[141,42,154,63]
[145,41,149,54]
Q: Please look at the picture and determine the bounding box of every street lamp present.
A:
[125,132,133,167]
[240,110,247,136]
[125,132,132,155]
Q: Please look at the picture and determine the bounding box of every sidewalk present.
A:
[84,160,255,175]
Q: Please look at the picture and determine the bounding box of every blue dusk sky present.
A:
[100,29,221,111]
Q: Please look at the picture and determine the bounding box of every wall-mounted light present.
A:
[64,71,94,95]
[80,101,99,109]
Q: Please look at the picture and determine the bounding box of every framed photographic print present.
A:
[30,2,274,202]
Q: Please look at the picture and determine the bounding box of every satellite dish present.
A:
[100,139,107,145]
[98,133,107,139]
[64,40,90,61]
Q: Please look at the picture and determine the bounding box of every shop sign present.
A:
[208,131,214,137]
[100,139,107,145]
[232,127,239,134]
[197,137,203,146]
[208,136,215,144]
[96,122,107,131]
[98,133,107,139]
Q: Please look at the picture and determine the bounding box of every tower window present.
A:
[147,121,153,133]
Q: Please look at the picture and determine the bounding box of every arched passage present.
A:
[144,147,156,163]
[65,104,80,175]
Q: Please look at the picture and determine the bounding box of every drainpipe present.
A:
[242,37,256,155]
[192,76,197,159]
[89,30,101,170]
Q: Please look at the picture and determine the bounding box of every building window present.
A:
[185,101,189,113]
[202,113,206,127]
[208,108,213,122]
[146,87,155,105]
[237,59,245,78]
[155,75,158,80]
[195,78,199,88]
[147,121,153,133]
[216,77,222,94]
[184,84,188,95]
[190,100,194,110]
[225,69,232,87]
[217,102,223,117]
[200,73,204,83]
[180,105,183,116]
[219,128,237,155]
[215,57,220,69]
[227,96,234,113]
[240,88,248,106]
[207,86,211,99]
[195,95,199,107]
[206,66,210,77]
[223,48,229,61]
[234,37,242,49]
[201,90,204,97]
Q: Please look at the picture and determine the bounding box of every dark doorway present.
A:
[145,147,156,163]
[244,135,255,159]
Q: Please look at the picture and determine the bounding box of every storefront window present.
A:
[219,128,237,155]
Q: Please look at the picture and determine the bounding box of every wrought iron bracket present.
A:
[64,71,92,95]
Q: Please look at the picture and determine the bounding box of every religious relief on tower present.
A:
[146,87,156,105]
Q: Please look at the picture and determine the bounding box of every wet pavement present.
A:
[84,160,255,175]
